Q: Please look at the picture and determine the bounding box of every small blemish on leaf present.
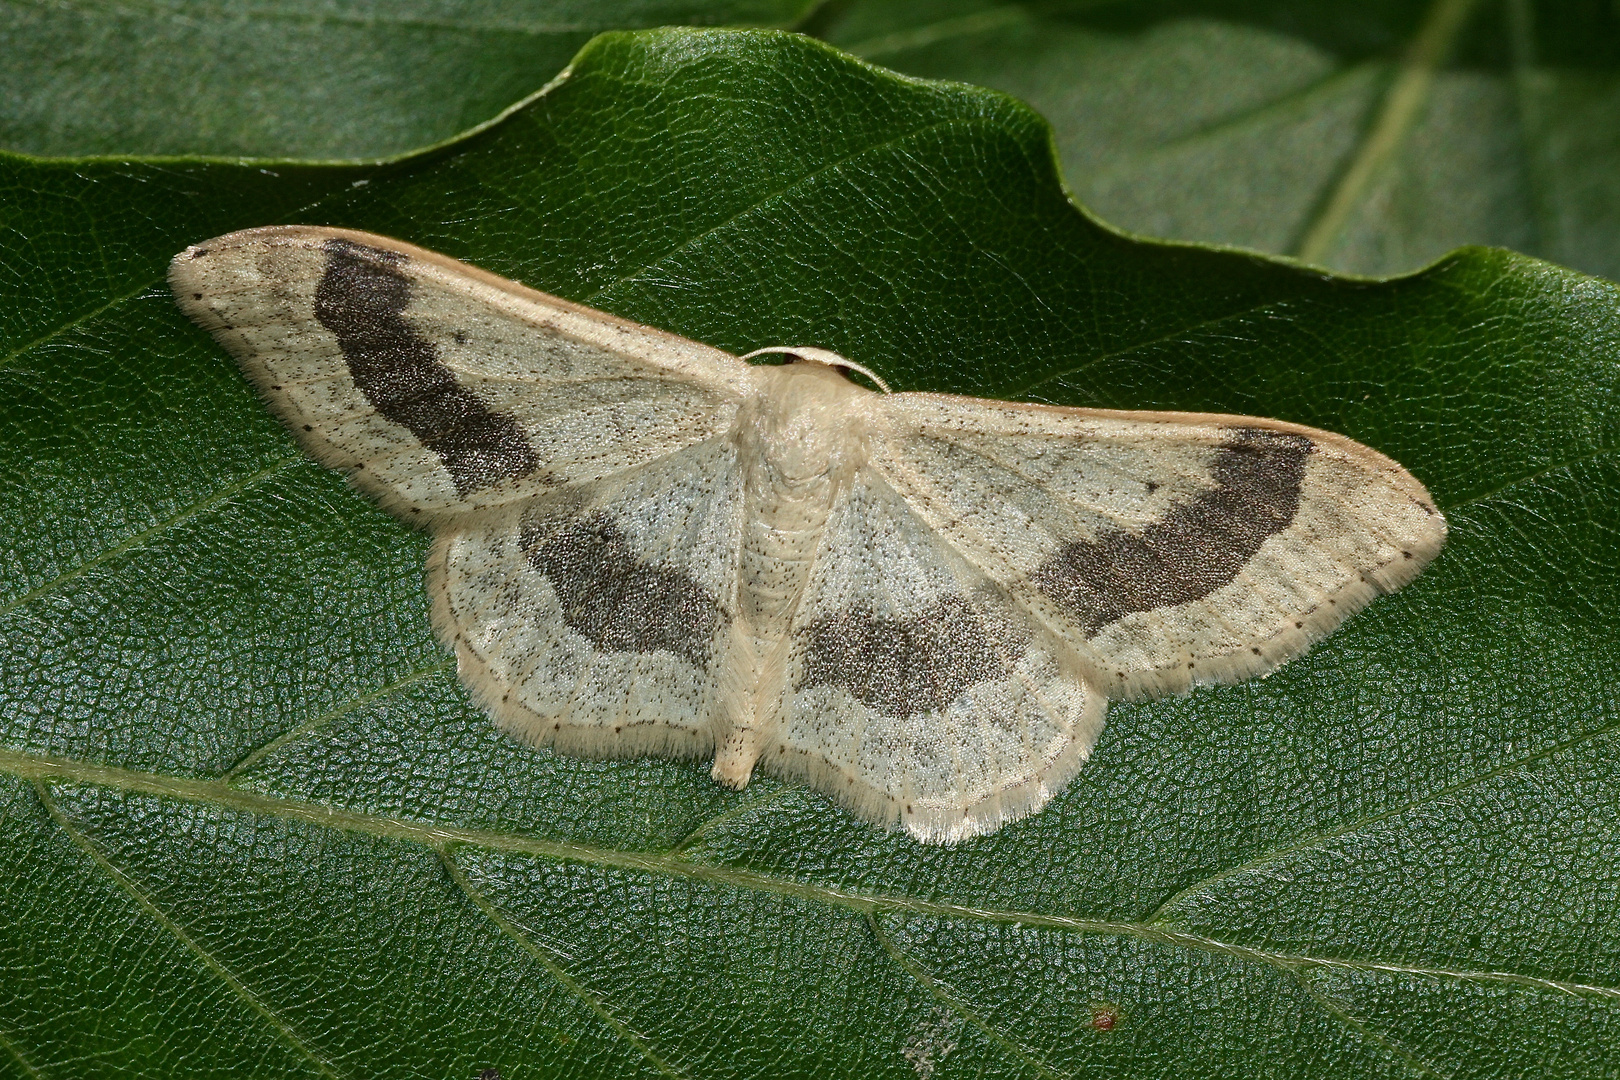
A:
[902,1008,959,1079]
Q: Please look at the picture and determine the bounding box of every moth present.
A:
[170,226,1446,843]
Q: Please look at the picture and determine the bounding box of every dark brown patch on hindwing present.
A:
[1033,428,1313,632]
[522,513,721,668]
[799,596,1020,717]
[314,238,538,495]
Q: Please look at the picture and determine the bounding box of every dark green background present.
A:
[817,0,1620,280]
[2,9,1617,1080]
[7,0,1618,279]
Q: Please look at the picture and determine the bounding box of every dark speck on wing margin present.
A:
[523,513,721,668]
[800,596,1020,717]
[314,238,538,495]
[1034,428,1313,632]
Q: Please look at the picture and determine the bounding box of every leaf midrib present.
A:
[5,745,1616,1001]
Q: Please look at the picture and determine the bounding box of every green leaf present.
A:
[818,0,1620,281]
[0,0,815,159]
[4,26,1619,1079]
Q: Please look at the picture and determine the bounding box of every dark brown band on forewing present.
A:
[522,513,721,668]
[1032,428,1313,632]
[799,596,1021,718]
[313,239,538,496]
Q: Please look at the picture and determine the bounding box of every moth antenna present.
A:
[740,346,893,394]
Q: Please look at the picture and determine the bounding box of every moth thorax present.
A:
[743,361,870,491]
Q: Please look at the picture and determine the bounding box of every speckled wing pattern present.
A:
[170,225,753,519]
[777,464,1105,842]
[171,226,1447,844]
[863,396,1446,704]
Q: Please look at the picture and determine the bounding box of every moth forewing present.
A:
[171,226,1447,843]
[865,394,1447,702]
[169,225,753,521]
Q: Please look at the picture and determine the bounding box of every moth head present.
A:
[739,346,893,393]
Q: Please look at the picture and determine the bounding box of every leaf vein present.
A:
[868,912,1064,1080]
[839,7,1030,59]
[1269,961,1453,1080]
[1294,0,1483,263]
[223,657,455,781]
[6,748,1616,1001]
[1441,445,1618,511]
[1004,297,1292,401]
[0,280,158,372]
[0,1021,44,1080]
[8,0,616,36]
[1143,709,1620,925]
[1087,63,1383,178]
[0,457,299,618]
[439,851,687,1080]
[583,117,972,305]
[34,780,346,1079]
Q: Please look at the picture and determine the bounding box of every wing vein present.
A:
[866,434,1107,674]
